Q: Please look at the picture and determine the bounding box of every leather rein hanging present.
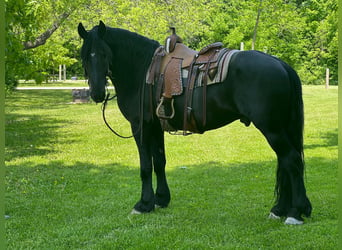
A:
[101,82,145,140]
[101,92,135,139]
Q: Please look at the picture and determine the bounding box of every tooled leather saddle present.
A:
[146,28,239,134]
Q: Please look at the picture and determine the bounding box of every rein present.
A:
[101,81,145,141]
[101,92,135,139]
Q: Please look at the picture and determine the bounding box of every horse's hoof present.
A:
[284,217,304,225]
[130,209,142,215]
[268,212,281,220]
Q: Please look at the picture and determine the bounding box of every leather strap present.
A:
[201,51,217,127]
[183,57,199,134]
[146,46,165,84]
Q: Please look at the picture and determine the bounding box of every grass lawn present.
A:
[5,85,337,249]
[17,79,89,88]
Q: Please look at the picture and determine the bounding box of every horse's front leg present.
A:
[132,132,155,214]
[151,125,170,208]
[131,121,170,214]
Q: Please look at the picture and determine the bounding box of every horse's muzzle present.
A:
[90,90,106,103]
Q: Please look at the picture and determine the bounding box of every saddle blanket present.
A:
[184,49,239,88]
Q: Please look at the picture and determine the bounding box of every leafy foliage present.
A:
[5,0,337,89]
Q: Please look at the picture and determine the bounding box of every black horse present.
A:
[78,21,312,224]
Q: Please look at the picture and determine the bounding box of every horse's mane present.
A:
[106,27,159,50]
[81,26,159,64]
[105,27,160,72]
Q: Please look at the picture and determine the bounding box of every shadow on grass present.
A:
[6,155,337,216]
[5,113,75,161]
[5,90,87,161]
[304,128,338,149]
[6,89,75,108]
[5,156,337,248]
[5,158,279,240]
[5,160,139,218]
[320,128,338,146]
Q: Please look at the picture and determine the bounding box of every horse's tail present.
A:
[274,61,305,208]
[274,61,312,218]
[284,62,304,161]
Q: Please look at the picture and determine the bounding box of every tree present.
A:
[297,0,337,84]
[5,0,88,90]
[5,0,337,90]
[23,12,72,50]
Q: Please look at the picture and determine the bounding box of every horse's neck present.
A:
[106,31,159,118]
[107,32,158,93]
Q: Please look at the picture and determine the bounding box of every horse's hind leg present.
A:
[261,130,312,223]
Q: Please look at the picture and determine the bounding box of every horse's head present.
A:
[78,21,112,103]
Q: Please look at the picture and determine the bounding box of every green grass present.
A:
[18,80,88,88]
[5,85,337,249]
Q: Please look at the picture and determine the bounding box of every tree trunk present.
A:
[252,0,263,50]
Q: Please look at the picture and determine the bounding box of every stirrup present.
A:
[156,96,175,119]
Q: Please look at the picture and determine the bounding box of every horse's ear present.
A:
[98,20,107,39]
[78,23,88,40]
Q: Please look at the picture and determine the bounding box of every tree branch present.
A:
[23,12,71,50]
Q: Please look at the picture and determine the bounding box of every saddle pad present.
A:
[196,49,240,87]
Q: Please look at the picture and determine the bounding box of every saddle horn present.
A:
[165,27,183,53]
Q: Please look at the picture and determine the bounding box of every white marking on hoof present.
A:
[284,217,304,225]
[130,209,142,215]
[155,204,161,209]
[268,212,281,220]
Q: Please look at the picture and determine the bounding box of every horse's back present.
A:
[228,50,292,91]
[226,51,295,126]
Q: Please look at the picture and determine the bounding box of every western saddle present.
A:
[146,28,238,134]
